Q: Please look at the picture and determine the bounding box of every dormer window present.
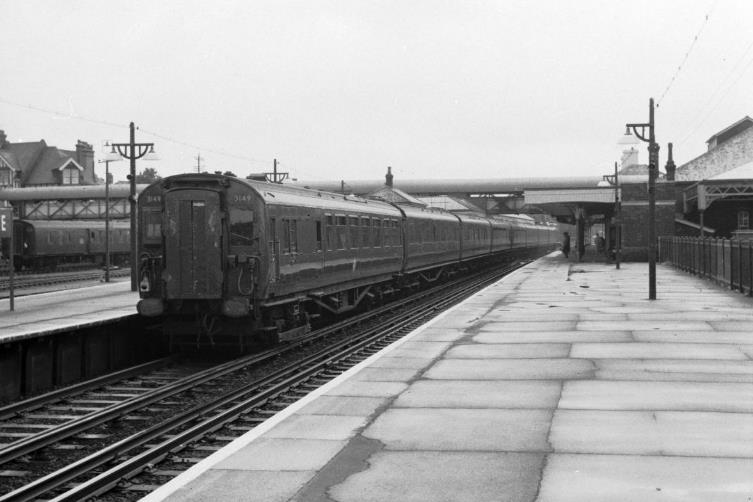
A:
[0,166,12,187]
[61,165,80,184]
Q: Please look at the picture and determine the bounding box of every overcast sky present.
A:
[2,0,752,184]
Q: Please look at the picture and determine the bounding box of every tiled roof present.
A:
[23,147,75,185]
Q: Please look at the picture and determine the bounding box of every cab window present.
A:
[230,208,254,246]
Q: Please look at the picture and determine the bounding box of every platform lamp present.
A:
[619,98,659,300]
[98,145,123,283]
[112,122,159,291]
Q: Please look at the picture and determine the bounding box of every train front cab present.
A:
[137,177,254,319]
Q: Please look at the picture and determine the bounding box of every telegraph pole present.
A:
[195,153,204,173]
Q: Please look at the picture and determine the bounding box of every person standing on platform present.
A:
[561,231,571,258]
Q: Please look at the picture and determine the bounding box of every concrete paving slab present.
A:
[538,454,753,502]
[323,380,408,398]
[329,451,544,502]
[351,367,421,382]
[425,359,595,380]
[473,330,633,344]
[214,438,346,470]
[394,380,561,408]
[710,321,753,331]
[297,396,390,417]
[571,342,747,360]
[482,312,580,322]
[628,311,753,321]
[632,331,753,344]
[385,341,453,359]
[364,408,553,451]
[577,320,713,331]
[446,343,570,359]
[265,415,366,440]
[473,320,578,331]
[407,327,468,342]
[424,318,483,329]
[551,410,753,457]
[368,356,435,370]
[161,469,315,502]
[593,359,753,383]
[560,380,753,412]
[575,313,631,321]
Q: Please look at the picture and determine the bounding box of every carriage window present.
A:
[289,220,298,253]
[281,219,298,254]
[142,209,162,244]
[372,218,382,247]
[230,208,254,246]
[316,221,322,251]
[738,211,750,230]
[349,217,359,248]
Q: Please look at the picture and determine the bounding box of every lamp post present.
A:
[112,122,156,291]
[98,147,122,283]
[614,161,621,270]
[622,98,659,299]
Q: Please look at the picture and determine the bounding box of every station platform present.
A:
[0,280,137,344]
[143,252,753,502]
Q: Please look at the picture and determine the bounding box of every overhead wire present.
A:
[655,1,717,108]
[676,39,753,147]
[0,96,273,167]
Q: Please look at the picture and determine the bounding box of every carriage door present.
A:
[164,189,223,299]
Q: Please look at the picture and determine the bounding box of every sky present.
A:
[2,0,752,185]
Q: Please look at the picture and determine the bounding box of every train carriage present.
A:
[136,173,562,347]
[457,213,493,260]
[399,205,461,275]
[12,219,130,270]
[137,174,405,340]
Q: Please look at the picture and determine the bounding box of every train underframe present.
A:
[158,247,549,352]
[13,252,130,272]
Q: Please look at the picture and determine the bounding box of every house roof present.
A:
[706,116,753,145]
[22,146,79,185]
[0,140,86,186]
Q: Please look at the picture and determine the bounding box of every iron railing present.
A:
[659,236,753,296]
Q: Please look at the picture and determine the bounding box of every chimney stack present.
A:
[385,166,393,187]
[0,130,7,149]
[665,143,676,181]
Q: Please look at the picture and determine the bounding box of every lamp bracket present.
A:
[626,123,650,143]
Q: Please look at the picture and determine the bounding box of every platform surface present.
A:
[144,253,753,502]
[0,280,137,343]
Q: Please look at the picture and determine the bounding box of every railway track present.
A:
[0,260,528,501]
[0,269,131,292]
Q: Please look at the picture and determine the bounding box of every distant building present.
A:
[676,116,753,182]
[0,130,96,188]
[675,116,753,239]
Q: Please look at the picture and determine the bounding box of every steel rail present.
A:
[0,260,479,465]
[15,263,525,502]
[0,357,176,421]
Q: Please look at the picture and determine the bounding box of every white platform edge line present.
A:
[141,258,537,502]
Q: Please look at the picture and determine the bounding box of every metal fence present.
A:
[659,236,753,296]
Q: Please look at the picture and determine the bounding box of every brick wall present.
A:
[676,126,753,181]
[619,181,676,261]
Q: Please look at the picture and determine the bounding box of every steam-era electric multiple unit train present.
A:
[136,174,560,344]
[8,219,131,271]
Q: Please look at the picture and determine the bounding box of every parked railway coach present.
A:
[10,219,130,270]
[135,173,559,344]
